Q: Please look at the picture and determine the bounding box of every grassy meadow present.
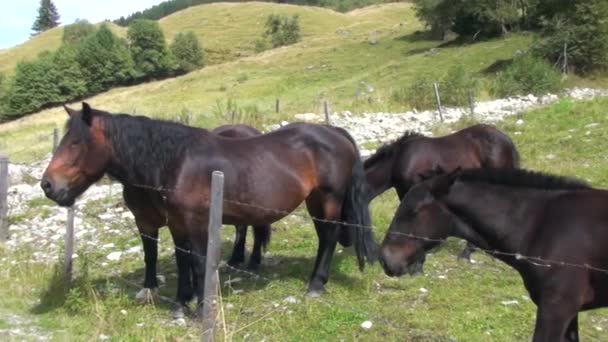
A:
[2,98,608,341]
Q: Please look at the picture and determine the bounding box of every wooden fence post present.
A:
[324,101,331,125]
[433,82,444,122]
[52,128,59,153]
[64,206,75,284]
[468,90,475,116]
[0,153,8,241]
[275,99,280,114]
[202,171,224,342]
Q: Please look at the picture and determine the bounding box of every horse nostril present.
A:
[41,179,52,193]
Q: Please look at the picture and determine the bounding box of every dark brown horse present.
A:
[41,103,376,318]
[380,167,608,341]
[364,124,519,261]
[122,124,272,304]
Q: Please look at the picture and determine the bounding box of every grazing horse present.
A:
[364,124,519,261]
[121,124,272,304]
[41,103,376,318]
[379,167,608,341]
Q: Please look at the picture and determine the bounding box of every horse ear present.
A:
[63,104,77,117]
[81,102,93,126]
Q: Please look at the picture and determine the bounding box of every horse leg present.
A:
[135,225,159,304]
[532,301,579,342]
[248,224,271,271]
[305,194,341,297]
[168,231,194,319]
[564,315,579,342]
[228,225,247,267]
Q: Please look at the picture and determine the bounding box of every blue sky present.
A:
[0,0,165,49]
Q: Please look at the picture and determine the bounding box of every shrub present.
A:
[62,19,96,45]
[170,31,204,73]
[491,54,561,97]
[440,65,479,107]
[264,14,302,48]
[391,76,435,110]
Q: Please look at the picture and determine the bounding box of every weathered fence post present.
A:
[52,128,59,153]
[468,90,475,116]
[0,153,8,241]
[275,98,280,114]
[433,82,444,122]
[64,206,75,284]
[202,171,224,342]
[324,101,331,125]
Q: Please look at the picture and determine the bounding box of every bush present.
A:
[440,65,479,107]
[391,76,435,110]
[52,46,88,100]
[127,20,175,79]
[62,19,96,45]
[534,1,608,75]
[264,14,302,48]
[170,31,204,73]
[491,54,561,97]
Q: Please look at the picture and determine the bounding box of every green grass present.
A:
[2,98,608,340]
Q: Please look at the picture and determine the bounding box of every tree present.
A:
[264,14,302,48]
[5,52,62,117]
[63,19,96,45]
[170,31,204,73]
[76,24,136,93]
[53,46,88,100]
[127,20,174,79]
[31,0,60,35]
[534,0,608,74]
[413,0,461,40]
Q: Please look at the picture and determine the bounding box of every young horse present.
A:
[41,103,376,318]
[123,123,272,304]
[379,167,608,341]
[364,124,519,261]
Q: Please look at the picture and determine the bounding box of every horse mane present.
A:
[363,131,424,168]
[457,168,591,191]
[71,108,205,184]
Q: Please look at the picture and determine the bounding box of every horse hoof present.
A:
[305,290,323,298]
[172,304,188,320]
[135,288,158,305]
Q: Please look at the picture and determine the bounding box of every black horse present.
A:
[122,124,272,304]
[364,124,519,261]
[380,167,608,341]
[41,103,376,318]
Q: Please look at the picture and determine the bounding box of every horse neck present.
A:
[364,153,395,200]
[443,181,545,265]
[103,117,207,188]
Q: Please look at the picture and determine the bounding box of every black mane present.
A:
[457,168,591,191]
[73,108,206,186]
[363,131,424,168]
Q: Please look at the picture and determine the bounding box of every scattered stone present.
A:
[106,251,122,261]
[419,288,428,294]
[501,300,519,306]
[284,296,300,304]
[515,119,524,125]
[361,320,373,330]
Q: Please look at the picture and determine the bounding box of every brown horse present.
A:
[41,103,376,318]
[364,124,519,262]
[123,124,272,304]
[380,167,608,341]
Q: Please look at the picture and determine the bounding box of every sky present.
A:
[0,0,166,49]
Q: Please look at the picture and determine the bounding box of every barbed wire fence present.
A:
[1,119,607,341]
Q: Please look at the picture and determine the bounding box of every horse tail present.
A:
[333,127,377,271]
[253,224,272,252]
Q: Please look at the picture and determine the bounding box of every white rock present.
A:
[99,334,110,340]
[126,245,142,254]
[106,251,122,261]
[284,296,300,304]
[120,309,127,315]
[501,300,519,306]
[360,321,373,330]
[419,288,428,294]
[515,119,524,125]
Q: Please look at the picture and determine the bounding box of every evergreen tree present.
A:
[170,31,204,73]
[76,24,136,93]
[127,20,174,79]
[31,0,60,35]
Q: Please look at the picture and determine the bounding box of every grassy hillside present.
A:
[0,23,126,75]
[0,2,539,162]
[2,98,608,341]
